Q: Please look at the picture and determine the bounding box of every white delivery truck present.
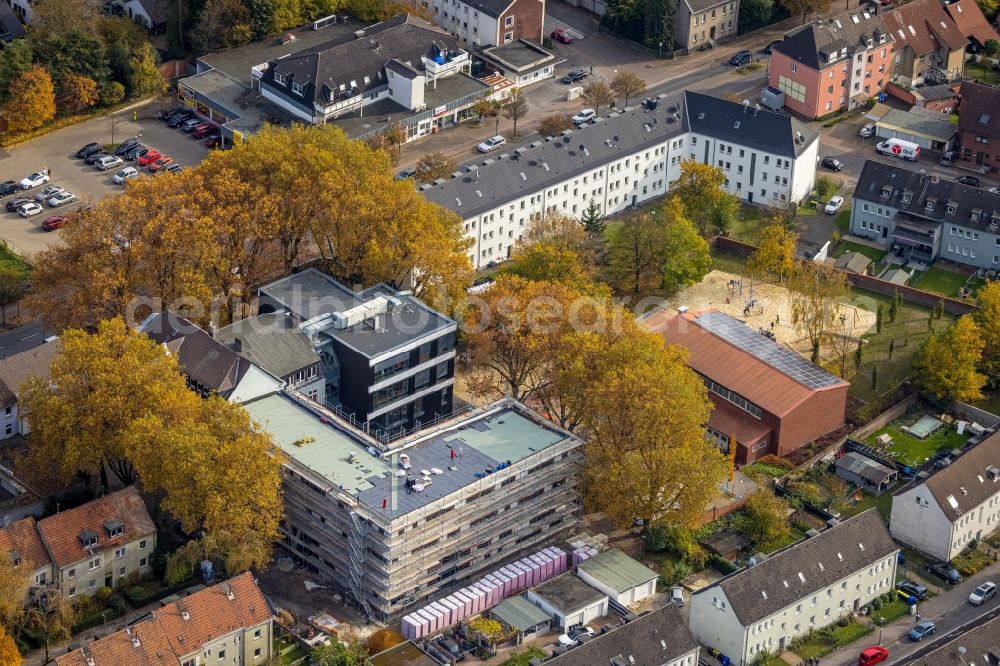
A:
[876,138,920,161]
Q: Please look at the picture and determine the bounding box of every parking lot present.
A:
[0,100,211,258]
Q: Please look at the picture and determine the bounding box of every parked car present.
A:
[671,587,684,606]
[895,580,928,600]
[957,175,981,187]
[572,108,596,125]
[167,110,196,128]
[115,138,140,156]
[396,167,417,180]
[939,150,956,166]
[41,215,65,231]
[858,646,889,666]
[969,581,997,605]
[926,560,963,584]
[204,134,222,148]
[192,123,217,138]
[76,142,102,158]
[6,196,32,212]
[47,191,76,207]
[34,185,64,203]
[160,163,182,175]
[821,156,844,171]
[436,638,465,662]
[94,155,124,171]
[157,107,184,121]
[84,150,110,165]
[180,118,202,132]
[477,135,506,153]
[729,49,751,66]
[764,39,782,54]
[113,167,139,184]
[19,170,50,190]
[148,156,174,172]
[17,202,43,218]
[825,196,845,214]
[859,124,876,138]
[909,621,937,641]
[561,69,588,84]
[551,28,573,43]
[124,144,148,161]
[137,150,162,167]
[0,181,17,197]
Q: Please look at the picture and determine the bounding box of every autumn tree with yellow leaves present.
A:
[506,213,600,290]
[0,624,18,666]
[2,65,56,132]
[747,220,798,282]
[672,161,741,236]
[21,318,284,580]
[914,315,987,403]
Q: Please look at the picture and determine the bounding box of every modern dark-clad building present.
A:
[255,269,457,439]
[649,309,849,464]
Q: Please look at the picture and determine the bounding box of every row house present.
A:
[882,0,967,87]
[768,5,893,119]
[850,158,1000,270]
[675,0,740,50]
[421,90,819,269]
[689,510,898,666]
[891,430,1000,561]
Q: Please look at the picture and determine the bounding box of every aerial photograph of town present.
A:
[1,0,1000,664]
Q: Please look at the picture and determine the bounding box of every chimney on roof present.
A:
[223,581,235,601]
[232,337,242,352]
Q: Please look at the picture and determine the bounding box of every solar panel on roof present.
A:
[695,311,843,390]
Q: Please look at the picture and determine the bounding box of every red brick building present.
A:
[422,0,544,47]
[957,81,1000,167]
[768,5,893,119]
[648,309,849,464]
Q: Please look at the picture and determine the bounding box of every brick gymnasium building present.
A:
[649,309,849,464]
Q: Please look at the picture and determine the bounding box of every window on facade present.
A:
[291,81,305,96]
[777,76,805,103]
[89,558,100,570]
[115,548,126,560]
[274,72,286,85]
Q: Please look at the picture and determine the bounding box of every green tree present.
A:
[642,524,707,566]
[746,221,797,281]
[581,200,605,236]
[985,39,1000,57]
[2,66,56,132]
[32,31,111,90]
[660,198,711,295]
[672,161,740,235]
[0,40,35,105]
[581,80,614,111]
[889,289,901,323]
[100,80,126,106]
[977,0,1000,20]
[502,87,529,137]
[915,315,987,402]
[740,0,777,32]
[610,70,646,107]
[779,0,829,24]
[310,640,368,666]
[539,114,573,137]
[888,338,895,359]
[876,303,884,334]
[604,213,666,293]
[191,0,253,52]
[734,491,790,551]
[128,42,165,98]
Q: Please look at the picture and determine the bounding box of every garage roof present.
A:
[531,573,607,616]
[489,595,552,632]
[577,549,657,594]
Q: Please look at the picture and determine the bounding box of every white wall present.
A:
[792,139,819,201]
[121,0,154,27]
[892,484,1000,561]
[428,0,502,46]
[524,588,608,629]
[229,366,284,404]
[387,71,424,110]
[689,553,898,666]
[7,0,32,23]
[260,87,315,123]
[576,569,656,605]
[0,404,17,439]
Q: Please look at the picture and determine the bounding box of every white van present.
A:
[876,138,920,161]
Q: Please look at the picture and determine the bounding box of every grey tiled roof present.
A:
[263,15,459,106]
[0,1,25,42]
[683,0,733,13]
[923,431,1000,522]
[422,90,816,220]
[852,158,1000,233]
[215,313,320,379]
[702,509,897,626]
[545,604,699,666]
[460,0,515,19]
[836,452,895,484]
[775,6,891,70]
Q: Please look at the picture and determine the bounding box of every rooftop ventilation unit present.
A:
[331,296,390,329]
[988,465,1000,481]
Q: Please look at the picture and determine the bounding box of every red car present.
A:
[192,123,217,138]
[137,150,162,167]
[551,28,573,44]
[148,156,174,172]
[204,134,222,148]
[41,215,65,231]
[859,646,889,666]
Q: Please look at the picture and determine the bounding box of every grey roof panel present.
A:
[774,7,892,71]
[488,595,552,632]
[215,313,320,378]
[461,0,514,18]
[530,573,607,615]
[685,91,818,158]
[694,311,844,389]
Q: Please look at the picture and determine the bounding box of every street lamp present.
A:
[878,616,884,645]
[659,41,663,58]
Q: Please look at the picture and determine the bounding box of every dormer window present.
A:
[947,200,958,215]
[79,529,98,548]
[10,550,20,567]
[972,207,983,222]
[274,72,286,86]
[104,519,124,538]
[926,196,937,211]
[902,189,913,203]
[291,81,305,97]
[881,185,891,197]
[991,213,1000,228]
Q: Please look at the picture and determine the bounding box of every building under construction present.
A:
[243,391,583,624]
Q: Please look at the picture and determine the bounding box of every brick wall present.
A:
[500,0,544,44]
[775,386,849,457]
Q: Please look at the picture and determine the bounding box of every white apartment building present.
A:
[421,90,819,269]
[422,0,545,47]
[689,510,898,666]
[890,431,1000,561]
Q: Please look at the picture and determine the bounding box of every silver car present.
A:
[970,581,997,605]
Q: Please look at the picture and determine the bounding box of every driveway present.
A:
[0,100,210,259]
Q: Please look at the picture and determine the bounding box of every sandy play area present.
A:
[644,270,877,357]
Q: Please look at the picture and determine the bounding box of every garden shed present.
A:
[835,452,898,495]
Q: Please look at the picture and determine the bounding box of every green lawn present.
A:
[833,240,886,263]
[965,60,1000,85]
[730,207,768,244]
[878,600,913,624]
[910,265,980,299]
[501,647,547,665]
[864,414,969,468]
[603,220,623,242]
[0,241,30,278]
[835,208,851,235]
[831,482,898,519]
